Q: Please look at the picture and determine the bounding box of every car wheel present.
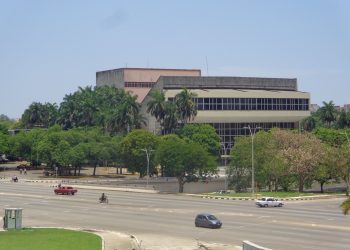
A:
[72,192,75,195]
[278,203,283,207]
[195,223,199,227]
[264,204,268,208]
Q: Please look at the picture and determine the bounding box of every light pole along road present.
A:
[141,148,154,187]
[243,125,261,197]
[0,182,349,250]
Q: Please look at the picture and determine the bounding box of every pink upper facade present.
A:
[122,68,201,102]
[123,68,201,82]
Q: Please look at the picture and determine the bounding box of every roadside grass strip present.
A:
[0,228,101,250]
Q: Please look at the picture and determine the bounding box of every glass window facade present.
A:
[125,82,155,88]
[214,122,295,155]
[193,97,309,111]
[166,96,303,155]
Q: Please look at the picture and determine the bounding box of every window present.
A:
[192,97,309,111]
[217,98,222,110]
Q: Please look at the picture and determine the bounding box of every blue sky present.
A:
[1,0,349,119]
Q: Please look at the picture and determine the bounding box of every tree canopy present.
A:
[155,134,216,192]
[120,129,159,178]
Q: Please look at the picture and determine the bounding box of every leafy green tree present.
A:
[229,130,289,192]
[301,116,317,132]
[156,135,216,193]
[175,88,197,125]
[255,130,288,192]
[68,144,87,176]
[335,144,350,196]
[8,131,33,161]
[120,129,159,178]
[313,127,348,147]
[52,140,71,173]
[314,145,340,193]
[341,198,350,215]
[84,141,112,176]
[273,129,324,192]
[0,133,9,154]
[228,136,251,192]
[0,114,11,121]
[0,115,16,131]
[179,124,221,157]
[336,110,349,129]
[319,101,337,127]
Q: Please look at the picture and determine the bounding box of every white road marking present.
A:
[258,215,272,219]
[219,212,253,217]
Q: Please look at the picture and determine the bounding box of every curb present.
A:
[25,179,159,194]
[199,194,346,201]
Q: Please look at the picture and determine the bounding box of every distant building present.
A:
[342,104,350,112]
[310,104,320,113]
[96,68,310,156]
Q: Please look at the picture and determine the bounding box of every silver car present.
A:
[256,197,284,207]
[195,213,222,228]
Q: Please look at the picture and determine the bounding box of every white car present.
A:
[255,197,284,207]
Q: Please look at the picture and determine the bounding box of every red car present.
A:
[54,186,77,195]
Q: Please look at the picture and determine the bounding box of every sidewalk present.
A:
[95,230,241,250]
[23,179,158,194]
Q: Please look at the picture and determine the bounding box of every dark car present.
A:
[195,213,222,229]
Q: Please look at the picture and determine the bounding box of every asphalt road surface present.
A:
[1,181,350,250]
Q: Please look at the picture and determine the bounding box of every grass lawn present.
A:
[205,191,340,198]
[0,228,101,250]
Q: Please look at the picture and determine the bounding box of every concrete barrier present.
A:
[243,240,272,250]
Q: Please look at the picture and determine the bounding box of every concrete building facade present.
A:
[96,68,310,156]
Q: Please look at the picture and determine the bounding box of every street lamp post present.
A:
[243,125,261,197]
[221,142,232,191]
[142,148,154,187]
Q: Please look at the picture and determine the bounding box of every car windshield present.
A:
[207,215,217,220]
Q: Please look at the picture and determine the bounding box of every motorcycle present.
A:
[99,196,108,204]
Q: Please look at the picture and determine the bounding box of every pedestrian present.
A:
[24,168,27,175]
[19,169,22,174]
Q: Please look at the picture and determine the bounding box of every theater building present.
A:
[96,68,310,156]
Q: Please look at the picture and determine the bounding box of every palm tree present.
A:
[147,90,166,122]
[163,102,178,134]
[341,198,350,215]
[21,102,55,128]
[319,101,337,127]
[175,88,198,125]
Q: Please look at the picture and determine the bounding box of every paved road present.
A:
[1,181,350,250]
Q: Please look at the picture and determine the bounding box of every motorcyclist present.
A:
[99,193,107,203]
